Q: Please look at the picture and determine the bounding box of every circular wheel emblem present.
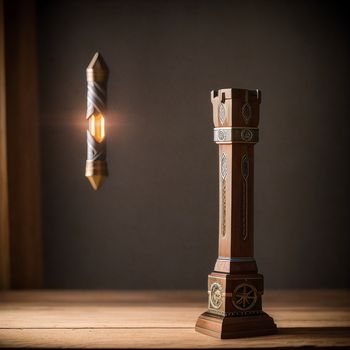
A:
[218,129,226,141]
[241,128,253,142]
[232,283,257,311]
[210,282,223,309]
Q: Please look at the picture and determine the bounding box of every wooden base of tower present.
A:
[195,270,277,339]
[196,311,276,339]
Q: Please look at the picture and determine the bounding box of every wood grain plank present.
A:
[0,328,350,348]
[0,290,207,304]
[0,304,349,329]
[0,290,350,348]
[1,290,349,307]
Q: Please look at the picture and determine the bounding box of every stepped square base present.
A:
[196,311,277,339]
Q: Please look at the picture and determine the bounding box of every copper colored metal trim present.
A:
[85,160,108,177]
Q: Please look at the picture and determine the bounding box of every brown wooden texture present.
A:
[3,0,42,288]
[196,311,276,339]
[0,290,349,348]
[212,89,260,266]
[0,0,10,290]
[199,88,273,337]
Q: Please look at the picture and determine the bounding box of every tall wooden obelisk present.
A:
[195,88,277,339]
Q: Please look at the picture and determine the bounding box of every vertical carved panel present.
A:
[241,90,251,125]
[219,103,226,125]
[241,154,249,240]
[221,152,228,237]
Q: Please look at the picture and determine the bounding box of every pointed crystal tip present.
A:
[87,175,107,190]
[87,52,108,71]
[86,52,109,82]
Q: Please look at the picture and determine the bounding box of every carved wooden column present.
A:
[196,88,276,338]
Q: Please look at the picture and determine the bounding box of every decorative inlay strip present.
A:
[241,154,249,240]
[221,152,228,180]
[242,90,252,125]
[218,256,255,262]
[219,103,226,125]
[221,152,228,237]
[209,309,263,317]
[214,127,258,144]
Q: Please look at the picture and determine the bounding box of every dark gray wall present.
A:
[38,0,350,289]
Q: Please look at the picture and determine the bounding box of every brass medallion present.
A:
[210,282,224,309]
[218,129,226,141]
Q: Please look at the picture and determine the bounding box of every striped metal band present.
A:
[86,81,107,118]
[217,257,255,262]
[87,130,106,161]
[213,127,259,144]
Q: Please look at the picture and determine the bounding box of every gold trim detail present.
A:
[209,282,224,310]
[222,179,227,237]
[221,153,228,237]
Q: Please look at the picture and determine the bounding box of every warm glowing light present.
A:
[88,114,105,143]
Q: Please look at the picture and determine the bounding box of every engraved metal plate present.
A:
[221,152,228,180]
[214,128,231,143]
[219,103,226,125]
[217,129,226,141]
[240,128,253,142]
[232,283,257,311]
[209,282,224,309]
[214,127,259,144]
[242,103,252,124]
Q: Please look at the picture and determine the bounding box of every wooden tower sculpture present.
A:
[195,88,277,338]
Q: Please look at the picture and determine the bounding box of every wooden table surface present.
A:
[0,290,349,348]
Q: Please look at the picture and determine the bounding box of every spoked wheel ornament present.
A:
[232,283,257,311]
